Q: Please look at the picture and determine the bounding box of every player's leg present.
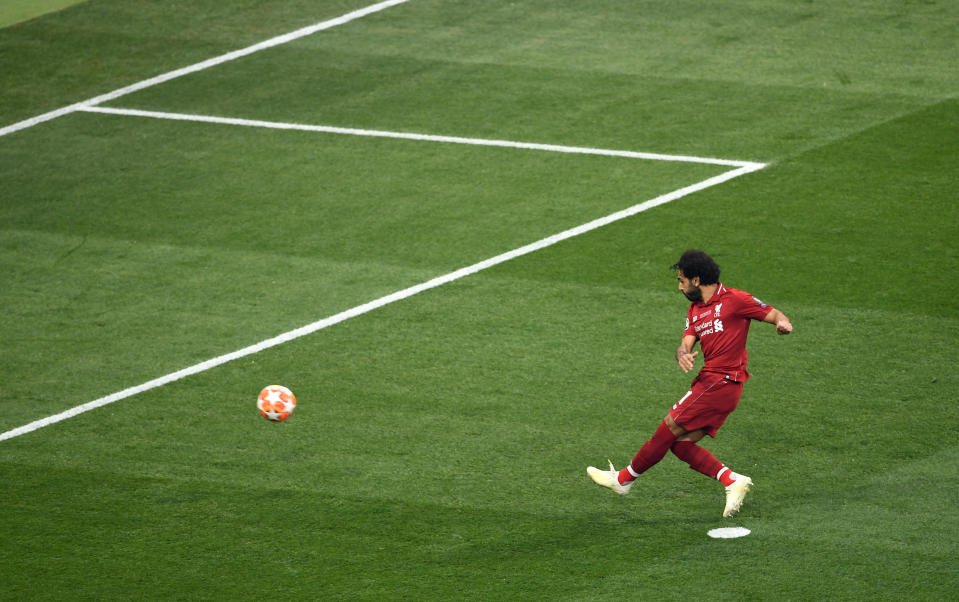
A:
[586,419,677,495]
[586,420,676,494]
[666,381,754,517]
[667,378,740,485]
[626,419,678,478]
[671,436,741,486]
[668,432,753,516]
[587,382,712,494]
[667,415,734,483]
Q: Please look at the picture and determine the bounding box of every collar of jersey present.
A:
[694,282,726,308]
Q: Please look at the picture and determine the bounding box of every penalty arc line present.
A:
[0,0,412,138]
[0,162,764,443]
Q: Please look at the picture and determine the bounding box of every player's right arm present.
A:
[677,334,698,373]
[763,308,793,335]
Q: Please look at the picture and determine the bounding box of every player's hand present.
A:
[776,318,793,335]
[678,350,698,373]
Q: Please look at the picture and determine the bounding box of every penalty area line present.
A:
[78,106,764,169]
[0,162,763,443]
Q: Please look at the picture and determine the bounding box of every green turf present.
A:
[1,0,957,599]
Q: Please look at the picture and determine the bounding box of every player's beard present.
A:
[682,286,703,302]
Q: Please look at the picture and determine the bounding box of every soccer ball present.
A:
[257,385,297,422]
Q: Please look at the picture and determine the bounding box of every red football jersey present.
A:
[682,284,773,382]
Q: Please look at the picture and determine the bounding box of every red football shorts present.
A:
[669,373,744,438]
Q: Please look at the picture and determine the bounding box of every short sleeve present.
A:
[735,290,774,321]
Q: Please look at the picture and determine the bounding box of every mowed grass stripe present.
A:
[0,0,411,138]
[0,0,86,28]
[0,156,757,441]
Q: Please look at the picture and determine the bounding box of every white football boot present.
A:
[586,461,633,495]
[723,475,753,517]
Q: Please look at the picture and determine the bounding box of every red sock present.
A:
[619,421,677,484]
[671,440,735,486]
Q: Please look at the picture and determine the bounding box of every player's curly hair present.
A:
[672,250,720,284]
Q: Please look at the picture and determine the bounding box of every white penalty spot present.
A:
[707,527,751,539]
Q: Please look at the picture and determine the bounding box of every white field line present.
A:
[77,106,764,169]
[0,161,764,442]
[0,0,411,139]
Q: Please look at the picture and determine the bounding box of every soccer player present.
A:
[587,250,793,517]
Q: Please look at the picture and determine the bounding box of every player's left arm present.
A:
[762,307,793,335]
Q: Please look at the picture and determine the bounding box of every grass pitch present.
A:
[1,1,957,599]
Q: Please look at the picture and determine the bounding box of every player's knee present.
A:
[664,414,687,437]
